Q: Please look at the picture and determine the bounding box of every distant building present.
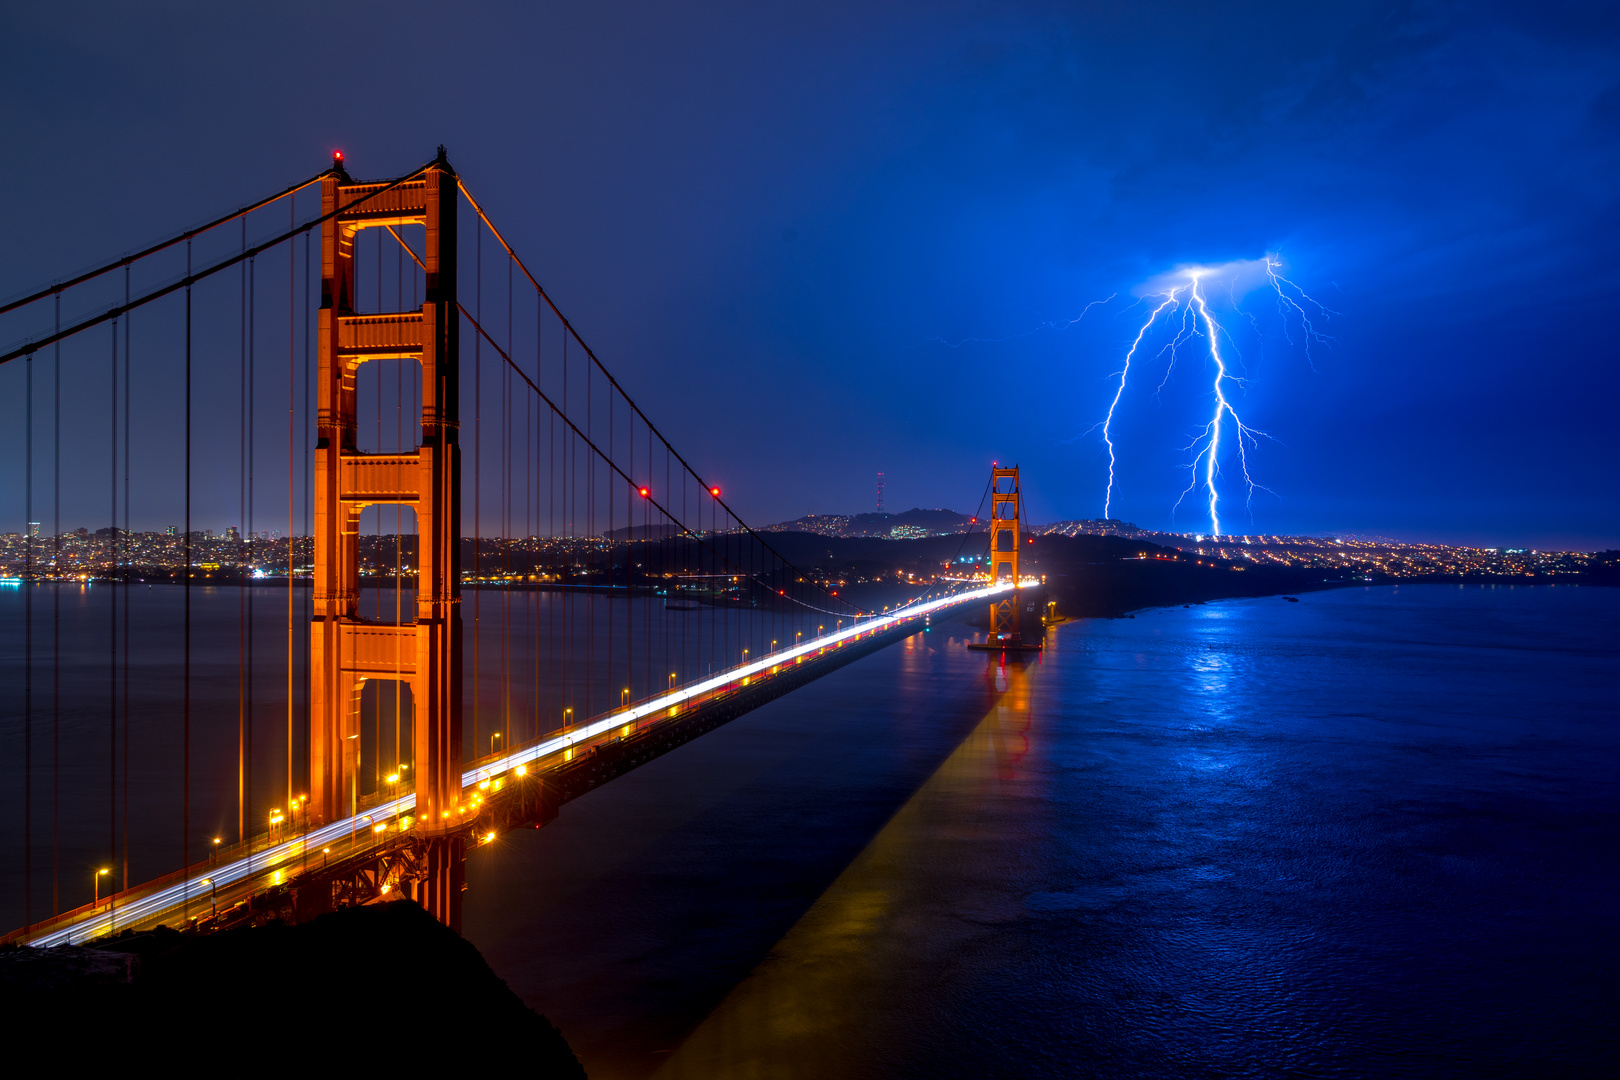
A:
[28,522,40,538]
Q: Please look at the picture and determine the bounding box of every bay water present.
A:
[461,584,1618,1078]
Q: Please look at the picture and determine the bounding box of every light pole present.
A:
[491,731,501,757]
[93,868,110,906]
[622,688,630,710]
[668,672,677,692]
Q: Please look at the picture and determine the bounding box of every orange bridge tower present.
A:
[971,465,1042,652]
[308,151,465,924]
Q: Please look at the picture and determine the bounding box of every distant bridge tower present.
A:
[309,151,465,925]
[971,464,1041,652]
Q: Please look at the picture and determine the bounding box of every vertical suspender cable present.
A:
[238,221,248,845]
[605,380,609,725]
[302,228,312,809]
[473,219,482,766]
[503,256,512,752]
[183,243,192,905]
[288,197,296,814]
[247,250,257,845]
[24,352,33,926]
[395,229,403,775]
[532,299,539,742]
[586,357,594,721]
[52,294,60,915]
[122,268,131,894]
[110,315,118,893]
[395,224,403,773]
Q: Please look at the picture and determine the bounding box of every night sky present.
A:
[2,2,1616,548]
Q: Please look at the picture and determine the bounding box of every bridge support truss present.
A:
[309,151,466,925]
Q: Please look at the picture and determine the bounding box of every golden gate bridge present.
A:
[0,150,1039,946]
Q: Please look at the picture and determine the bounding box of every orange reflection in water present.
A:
[652,649,1043,1080]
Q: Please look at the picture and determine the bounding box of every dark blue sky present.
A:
[3,1,1616,547]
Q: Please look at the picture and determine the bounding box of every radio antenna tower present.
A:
[876,472,886,513]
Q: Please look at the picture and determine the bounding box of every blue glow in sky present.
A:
[2,1,1616,547]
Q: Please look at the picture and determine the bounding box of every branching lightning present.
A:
[1101,293,1178,518]
[1264,255,1338,368]
[1099,254,1332,536]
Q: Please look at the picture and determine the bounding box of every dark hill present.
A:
[1,900,586,1074]
[1025,534,1345,617]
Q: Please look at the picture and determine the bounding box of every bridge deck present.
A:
[8,583,1017,947]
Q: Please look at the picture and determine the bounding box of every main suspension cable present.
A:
[0,172,327,319]
[0,162,437,368]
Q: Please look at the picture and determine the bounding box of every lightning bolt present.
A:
[1101,292,1179,519]
[1102,264,1292,537]
[1173,272,1271,537]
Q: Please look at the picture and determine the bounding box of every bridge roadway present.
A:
[11,581,1021,947]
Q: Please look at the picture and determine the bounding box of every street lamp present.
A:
[668,672,677,691]
[93,868,110,906]
[491,731,501,757]
[622,688,630,710]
